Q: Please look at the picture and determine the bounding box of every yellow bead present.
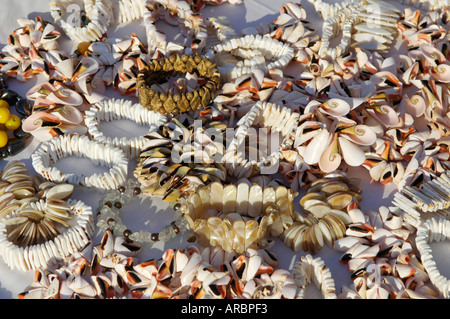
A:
[0,130,8,148]
[5,114,21,131]
[0,100,9,109]
[0,108,10,124]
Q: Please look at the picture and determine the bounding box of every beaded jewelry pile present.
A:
[0,0,448,300]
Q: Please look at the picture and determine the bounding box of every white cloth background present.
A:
[0,0,448,299]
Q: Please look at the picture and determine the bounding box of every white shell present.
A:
[32,134,129,190]
[0,199,94,272]
[84,98,168,159]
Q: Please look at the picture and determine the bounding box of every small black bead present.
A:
[118,186,126,193]
[114,202,122,209]
[104,201,113,208]
[15,98,32,117]
[6,138,26,157]
[0,75,8,90]
[1,89,19,105]
[187,235,196,243]
[13,128,31,139]
[151,233,159,242]
[133,187,141,195]
[123,229,132,238]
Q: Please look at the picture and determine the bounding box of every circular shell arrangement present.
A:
[0,196,94,271]
[416,217,450,299]
[49,0,115,43]
[180,182,298,254]
[136,54,221,115]
[84,98,169,159]
[205,34,296,82]
[133,118,228,202]
[31,134,128,190]
[224,100,299,179]
[0,161,94,272]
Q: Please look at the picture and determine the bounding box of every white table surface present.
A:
[0,0,448,299]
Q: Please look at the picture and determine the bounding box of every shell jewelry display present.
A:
[280,172,362,254]
[17,230,314,299]
[206,34,296,83]
[0,0,448,302]
[392,172,450,228]
[0,17,61,82]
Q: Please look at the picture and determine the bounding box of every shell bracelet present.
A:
[134,117,228,202]
[31,134,128,190]
[392,171,450,228]
[306,0,364,20]
[116,0,237,54]
[292,254,337,299]
[96,178,192,245]
[280,171,363,254]
[205,34,295,83]
[49,0,115,43]
[0,196,94,272]
[142,0,208,56]
[316,0,401,59]
[180,181,299,254]
[137,54,221,115]
[223,101,299,180]
[84,98,169,159]
[415,217,450,299]
[0,161,94,272]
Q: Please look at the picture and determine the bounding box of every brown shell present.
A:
[137,54,221,115]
